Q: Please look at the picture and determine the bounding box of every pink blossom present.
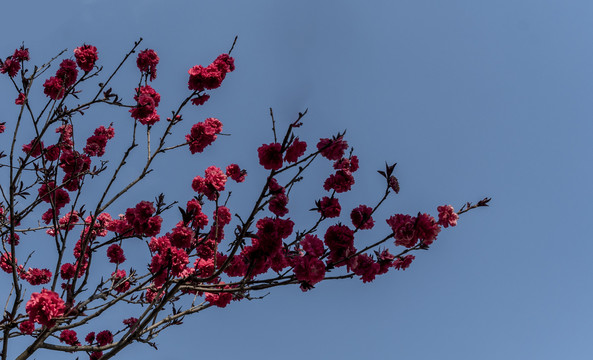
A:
[136,49,159,81]
[22,138,44,157]
[19,320,35,334]
[205,284,233,308]
[415,213,441,246]
[389,175,400,193]
[269,193,289,217]
[324,224,355,265]
[437,205,458,228]
[192,166,227,201]
[285,138,307,163]
[348,254,380,283]
[214,206,232,225]
[226,163,246,182]
[60,263,75,280]
[22,268,52,285]
[26,289,65,327]
[125,201,162,237]
[294,255,326,288]
[56,59,78,88]
[0,252,16,273]
[96,330,113,346]
[84,125,114,157]
[323,170,355,193]
[350,205,374,230]
[169,224,194,248]
[112,269,130,293]
[38,182,70,209]
[13,47,29,62]
[186,117,223,154]
[191,94,210,106]
[106,244,126,264]
[317,137,348,160]
[386,214,417,248]
[258,143,283,170]
[59,329,80,346]
[15,93,25,105]
[1,56,20,77]
[300,234,324,257]
[393,255,415,270]
[318,196,341,218]
[74,44,98,72]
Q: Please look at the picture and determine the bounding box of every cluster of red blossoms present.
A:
[42,45,98,100]
[0,46,29,78]
[0,42,478,359]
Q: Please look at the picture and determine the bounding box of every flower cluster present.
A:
[74,44,98,72]
[43,59,79,100]
[186,117,223,154]
[84,125,115,157]
[124,201,163,237]
[0,46,29,77]
[130,85,161,125]
[25,289,65,327]
[188,53,235,92]
[136,49,159,81]
[192,166,227,201]
[386,212,442,248]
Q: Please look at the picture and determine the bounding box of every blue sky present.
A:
[1,1,592,359]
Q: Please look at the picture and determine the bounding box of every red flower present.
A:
[106,244,126,264]
[130,85,160,125]
[192,166,227,201]
[415,213,441,246]
[323,170,355,193]
[22,268,52,285]
[60,263,75,280]
[1,56,20,77]
[386,214,417,248]
[300,234,324,257]
[26,289,65,327]
[22,138,44,157]
[38,182,70,209]
[350,205,374,230]
[285,138,307,163]
[56,59,78,88]
[437,205,458,228]
[15,93,25,105]
[317,137,348,160]
[186,118,223,154]
[19,320,35,335]
[225,163,246,182]
[318,196,341,218]
[205,283,233,308]
[169,224,194,249]
[125,201,162,237]
[136,49,159,81]
[96,330,113,346]
[59,329,80,346]
[74,44,98,72]
[112,269,130,293]
[348,254,380,283]
[0,252,16,273]
[12,47,29,62]
[191,94,210,106]
[84,125,114,157]
[294,255,326,288]
[257,143,283,170]
[393,255,415,270]
[269,193,289,217]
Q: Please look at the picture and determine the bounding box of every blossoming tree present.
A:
[0,38,489,360]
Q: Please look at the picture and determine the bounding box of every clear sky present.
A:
[1,1,592,359]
